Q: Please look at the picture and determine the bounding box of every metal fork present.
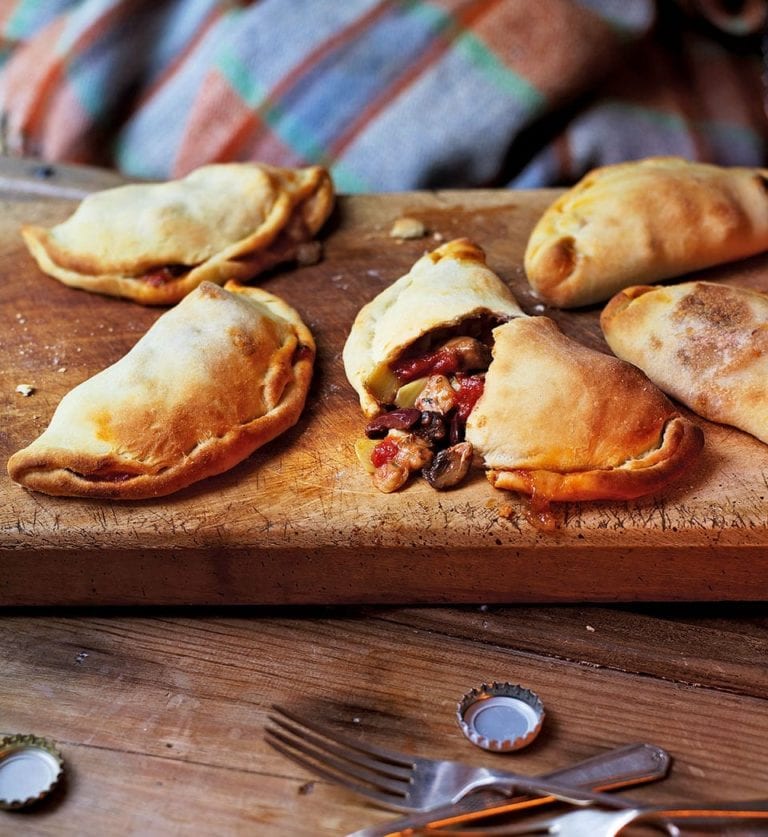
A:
[439,799,768,836]
[265,705,668,814]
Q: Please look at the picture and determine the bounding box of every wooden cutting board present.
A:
[2,158,768,606]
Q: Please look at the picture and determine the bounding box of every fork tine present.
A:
[265,725,411,795]
[265,730,411,810]
[268,710,413,781]
[271,704,413,768]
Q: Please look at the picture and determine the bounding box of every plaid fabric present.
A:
[0,0,765,190]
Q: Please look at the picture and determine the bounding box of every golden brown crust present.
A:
[342,238,524,416]
[7,281,314,499]
[524,157,768,308]
[21,163,334,305]
[486,416,703,501]
[601,280,768,444]
[465,316,703,502]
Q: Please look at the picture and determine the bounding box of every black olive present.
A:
[364,408,421,439]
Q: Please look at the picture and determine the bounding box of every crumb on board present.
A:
[15,384,35,396]
[389,216,427,239]
[295,240,323,266]
[298,781,315,796]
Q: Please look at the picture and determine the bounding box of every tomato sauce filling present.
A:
[363,327,497,492]
[371,437,399,468]
[137,264,189,286]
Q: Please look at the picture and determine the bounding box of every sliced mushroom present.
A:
[415,374,456,414]
[393,434,433,471]
[442,336,492,372]
[422,442,473,490]
[373,461,410,493]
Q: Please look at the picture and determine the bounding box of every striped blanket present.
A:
[0,0,765,190]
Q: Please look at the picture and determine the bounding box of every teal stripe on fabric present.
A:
[217,47,265,107]
[4,0,65,40]
[456,31,545,111]
[595,99,765,155]
[404,0,448,31]
[699,118,765,154]
[600,99,692,132]
[603,99,764,141]
[218,49,328,163]
[264,102,329,162]
[410,1,546,109]
[113,142,144,176]
[330,163,371,193]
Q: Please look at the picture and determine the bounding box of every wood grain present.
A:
[3,162,768,605]
[3,604,768,835]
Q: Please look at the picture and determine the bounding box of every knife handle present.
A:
[346,742,670,836]
[540,741,670,793]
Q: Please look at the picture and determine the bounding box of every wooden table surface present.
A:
[4,601,768,835]
[3,159,768,606]
[2,159,768,835]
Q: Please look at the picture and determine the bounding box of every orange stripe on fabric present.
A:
[42,82,93,162]
[243,0,395,153]
[327,0,506,160]
[0,17,67,153]
[472,0,624,99]
[1,0,146,156]
[174,71,305,176]
[131,4,227,113]
[175,72,254,173]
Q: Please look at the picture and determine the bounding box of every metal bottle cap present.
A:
[0,734,64,810]
[457,682,545,752]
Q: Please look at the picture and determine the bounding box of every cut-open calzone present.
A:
[7,281,314,499]
[343,238,524,492]
[601,281,768,445]
[524,157,768,308]
[21,162,334,305]
[465,317,703,502]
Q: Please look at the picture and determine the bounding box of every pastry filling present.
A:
[357,331,493,493]
[136,264,190,286]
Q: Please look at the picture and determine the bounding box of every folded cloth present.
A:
[0,0,765,190]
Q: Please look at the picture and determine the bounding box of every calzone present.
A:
[464,317,703,502]
[601,281,768,444]
[343,238,524,492]
[21,162,334,305]
[524,157,768,308]
[7,281,315,499]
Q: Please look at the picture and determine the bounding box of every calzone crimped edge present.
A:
[21,162,334,305]
[464,317,704,502]
[524,157,768,308]
[601,281,768,445]
[7,281,315,499]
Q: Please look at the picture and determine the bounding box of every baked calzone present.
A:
[601,281,768,444]
[7,281,314,499]
[21,162,334,305]
[465,317,704,502]
[524,157,768,308]
[343,238,524,492]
